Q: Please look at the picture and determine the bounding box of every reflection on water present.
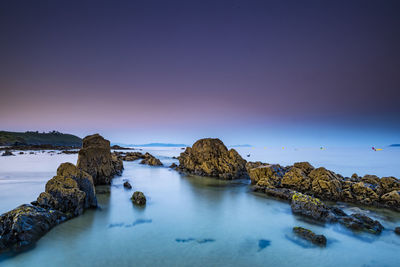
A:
[0,148,400,266]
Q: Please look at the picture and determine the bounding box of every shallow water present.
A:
[1,147,400,267]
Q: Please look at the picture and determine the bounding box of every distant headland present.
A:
[0,131,82,147]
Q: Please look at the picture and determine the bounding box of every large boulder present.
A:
[281,167,312,192]
[178,138,248,179]
[77,134,123,185]
[0,204,66,252]
[36,163,97,217]
[380,190,400,208]
[131,191,146,206]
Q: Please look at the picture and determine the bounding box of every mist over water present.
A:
[1,147,400,266]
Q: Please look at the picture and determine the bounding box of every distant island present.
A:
[229,144,252,147]
[112,142,187,147]
[389,144,400,147]
[0,131,82,146]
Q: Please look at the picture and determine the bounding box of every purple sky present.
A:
[1,0,399,145]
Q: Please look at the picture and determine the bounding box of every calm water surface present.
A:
[1,147,400,267]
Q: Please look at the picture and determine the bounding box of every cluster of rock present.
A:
[291,192,383,234]
[0,134,122,253]
[1,150,14,156]
[249,162,400,211]
[77,134,123,185]
[113,151,163,166]
[177,138,248,179]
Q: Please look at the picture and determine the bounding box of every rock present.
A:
[290,192,336,222]
[293,162,314,175]
[123,181,132,189]
[380,190,400,208]
[116,151,144,161]
[394,227,400,235]
[380,177,400,194]
[140,152,163,166]
[95,187,111,195]
[339,213,383,234]
[293,227,327,246]
[253,187,295,201]
[308,167,342,201]
[351,182,380,205]
[36,163,97,217]
[249,164,287,187]
[18,152,24,155]
[178,138,248,180]
[131,191,146,205]
[77,134,123,185]
[0,204,66,252]
[169,163,178,168]
[281,167,312,192]
[246,161,268,172]
[1,150,14,156]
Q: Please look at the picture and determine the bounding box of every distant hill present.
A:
[0,131,82,146]
[229,144,252,147]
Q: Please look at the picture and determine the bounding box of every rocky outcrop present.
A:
[114,151,144,161]
[169,163,178,168]
[0,204,66,252]
[1,150,14,156]
[131,191,146,205]
[178,138,248,179]
[248,161,400,211]
[339,213,383,234]
[77,134,123,185]
[293,227,327,246]
[36,163,97,217]
[140,153,163,166]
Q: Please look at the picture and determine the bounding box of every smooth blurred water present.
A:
[1,147,400,267]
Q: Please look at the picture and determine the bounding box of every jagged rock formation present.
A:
[177,138,248,179]
[77,134,123,185]
[36,163,97,217]
[250,161,400,211]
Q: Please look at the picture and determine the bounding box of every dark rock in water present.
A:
[291,193,336,222]
[114,151,144,161]
[197,238,215,244]
[169,163,178,168]
[140,152,163,166]
[0,204,66,252]
[123,181,132,189]
[258,239,271,251]
[131,191,146,206]
[178,138,248,180]
[18,152,24,155]
[176,238,195,243]
[77,134,124,185]
[1,150,14,156]
[36,163,97,217]
[253,186,295,201]
[339,213,383,234]
[111,145,132,150]
[293,227,327,247]
[394,227,400,235]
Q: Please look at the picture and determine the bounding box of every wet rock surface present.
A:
[177,138,248,179]
[131,191,146,206]
[140,153,163,166]
[293,227,327,247]
[123,181,132,189]
[77,134,123,185]
[248,161,400,211]
[1,150,15,156]
[0,204,66,253]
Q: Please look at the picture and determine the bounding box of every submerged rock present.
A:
[77,134,123,185]
[0,204,66,252]
[140,153,163,166]
[131,191,146,206]
[339,213,383,234]
[293,227,327,247]
[123,181,132,189]
[178,138,248,179]
[394,227,400,235]
[36,163,97,217]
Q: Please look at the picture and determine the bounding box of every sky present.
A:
[1,0,399,146]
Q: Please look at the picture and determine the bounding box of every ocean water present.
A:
[0,147,400,267]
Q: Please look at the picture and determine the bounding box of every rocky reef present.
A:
[0,134,123,253]
[77,134,123,185]
[113,151,162,166]
[140,152,163,166]
[250,162,400,211]
[177,138,248,179]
